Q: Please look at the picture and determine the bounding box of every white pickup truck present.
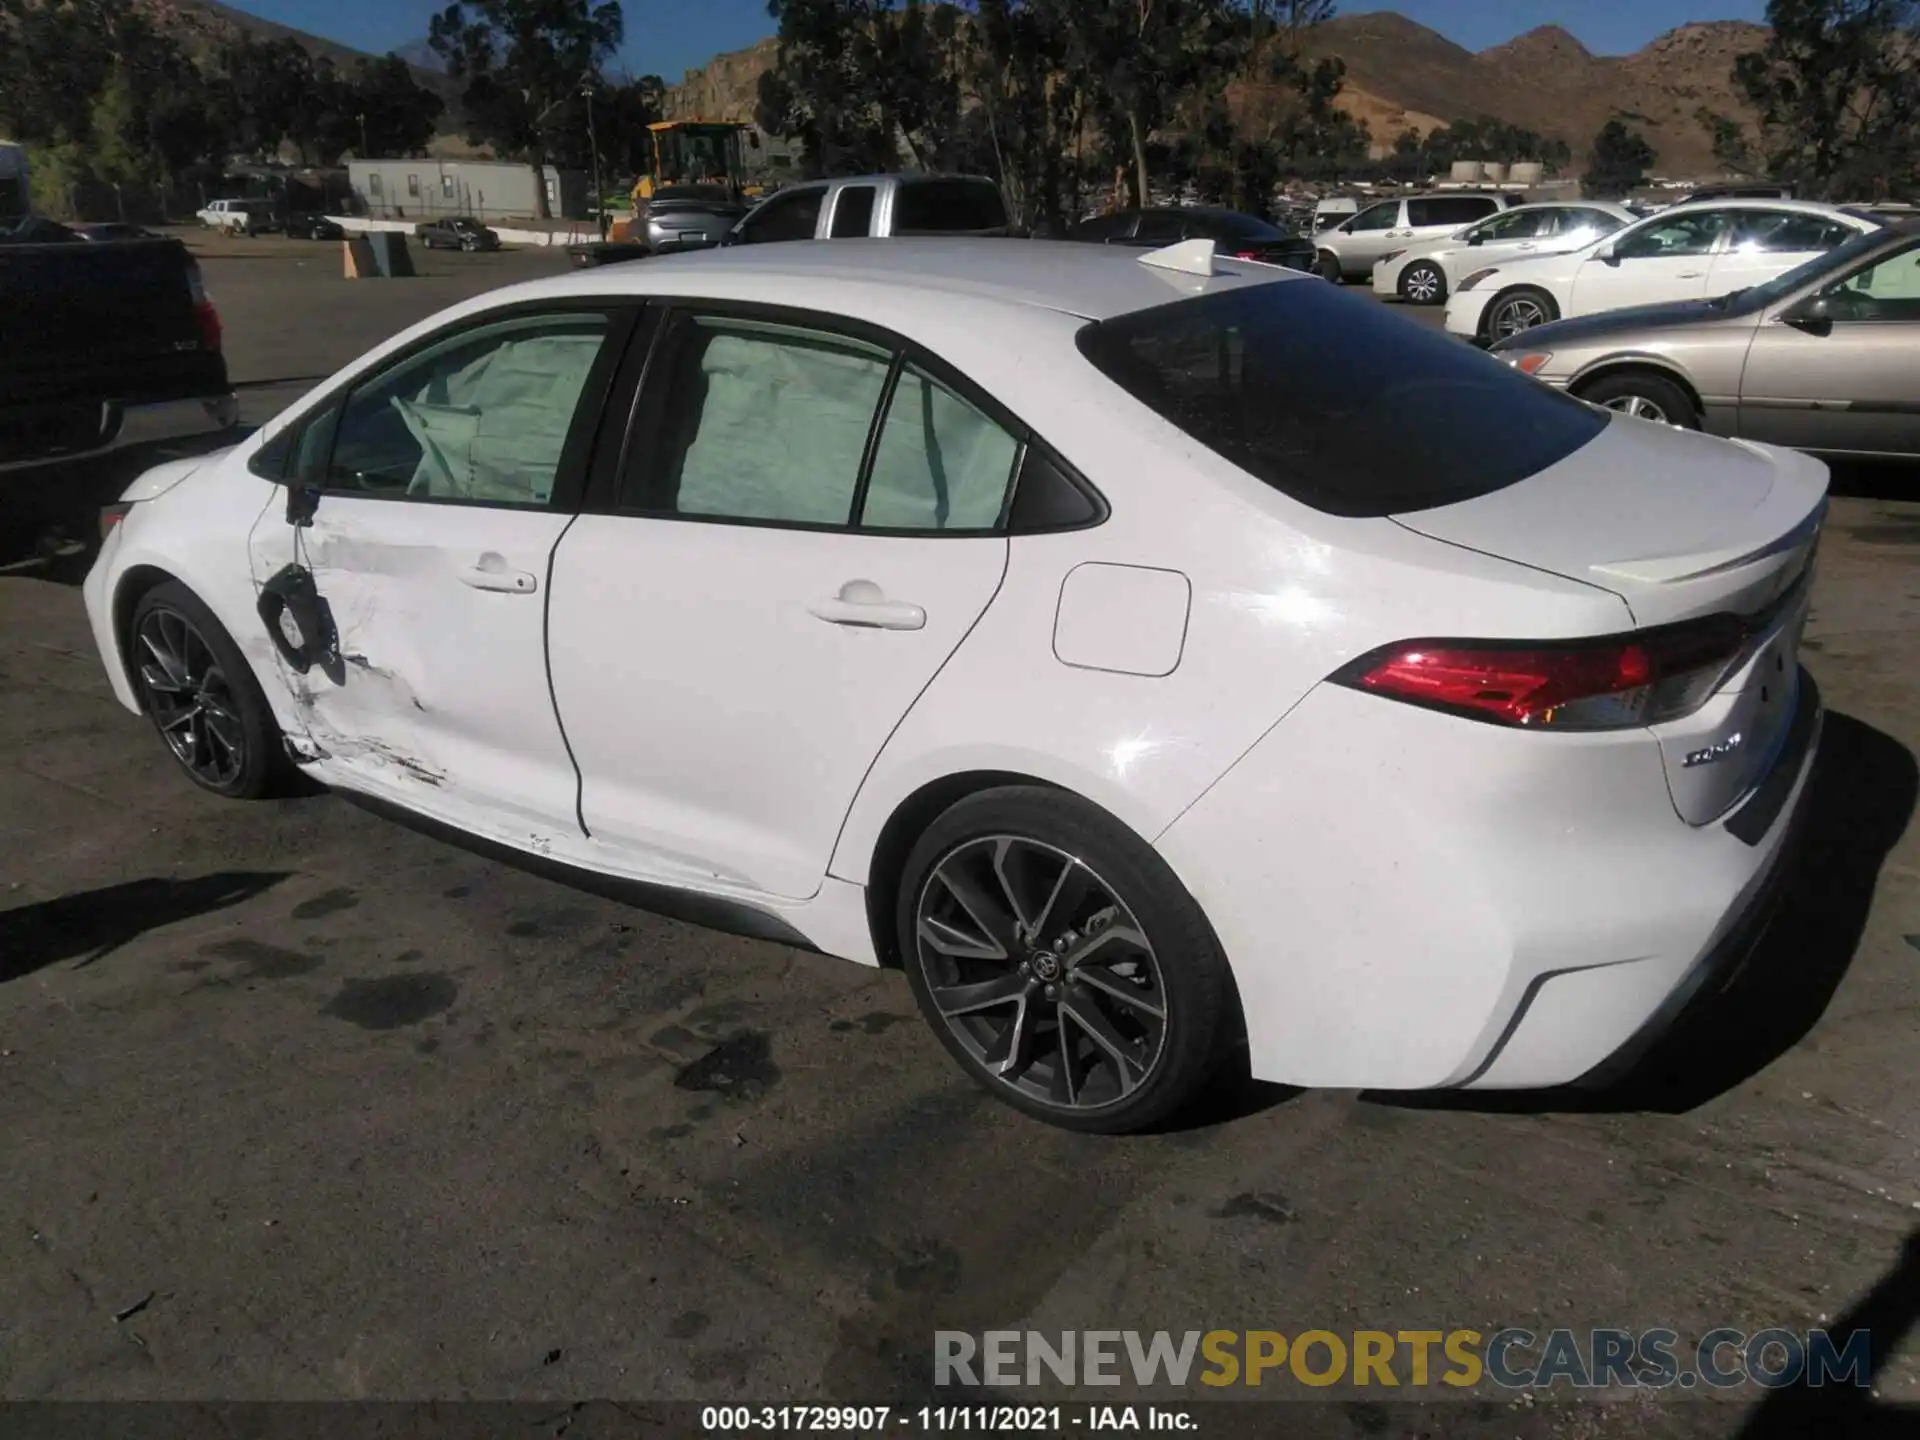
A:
[196,199,275,236]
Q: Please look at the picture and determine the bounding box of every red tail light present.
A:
[195,302,223,352]
[1234,249,1261,261]
[1333,615,1754,730]
[99,502,133,541]
[185,261,222,352]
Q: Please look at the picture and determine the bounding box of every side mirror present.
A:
[1595,239,1620,266]
[1784,294,1834,335]
[1466,231,1485,246]
[285,475,319,527]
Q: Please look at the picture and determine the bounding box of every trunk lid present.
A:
[1393,416,1827,826]
[1392,416,1825,630]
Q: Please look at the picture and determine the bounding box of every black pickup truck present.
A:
[0,218,237,473]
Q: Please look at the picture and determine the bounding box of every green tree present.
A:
[1732,0,1919,199]
[756,0,966,177]
[430,0,625,216]
[348,55,447,158]
[1583,118,1656,198]
[1695,106,1757,175]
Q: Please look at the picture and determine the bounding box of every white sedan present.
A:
[1372,200,1636,305]
[1446,198,1882,342]
[84,238,1825,1131]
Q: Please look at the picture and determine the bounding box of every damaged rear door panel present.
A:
[245,304,638,834]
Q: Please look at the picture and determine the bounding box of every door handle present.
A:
[1678,271,1705,279]
[459,553,538,594]
[808,579,925,631]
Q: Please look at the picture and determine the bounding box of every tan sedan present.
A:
[1489,223,1920,458]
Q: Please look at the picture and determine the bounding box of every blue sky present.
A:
[228,0,1771,85]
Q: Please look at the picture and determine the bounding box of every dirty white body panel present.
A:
[85,239,1827,1093]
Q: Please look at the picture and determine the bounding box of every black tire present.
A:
[1576,370,1700,429]
[1484,286,1558,342]
[1398,260,1447,305]
[128,581,291,800]
[1315,250,1343,283]
[897,786,1233,1134]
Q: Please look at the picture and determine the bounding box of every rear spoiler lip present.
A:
[1590,495,1826,586]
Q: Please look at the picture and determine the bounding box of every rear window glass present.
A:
[895,179,1008,234]
[1076,279,1607,517]
[1201,211,1287,242]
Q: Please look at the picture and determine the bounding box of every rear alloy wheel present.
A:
[1578,371,1700,430]
[899,787,1231,1133]
[130,582,289,800]
[1486,287,1558,341]
[1398,261,1447,305]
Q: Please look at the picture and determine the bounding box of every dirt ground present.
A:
[0,237,1916,1436]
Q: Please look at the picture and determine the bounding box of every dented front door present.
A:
[242,304,631,837]
[250,499,582,832]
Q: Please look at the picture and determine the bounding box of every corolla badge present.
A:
[1683,733,1744,769]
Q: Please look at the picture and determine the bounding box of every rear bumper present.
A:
[0,394,238,475]
[1154,672,1825,1092]
[1574,672,1821,1088]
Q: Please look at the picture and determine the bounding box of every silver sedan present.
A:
[1490,224,1920,458]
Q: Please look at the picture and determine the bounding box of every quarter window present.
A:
[622,315,892,525]
[1730,211,1856,253]
[326,312,614,506]
[860,365,1021,532]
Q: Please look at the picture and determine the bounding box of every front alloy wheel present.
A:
[1399,261,1446,305]
[129,581,289,799]
[1488,290,1555,341]
[135,606,247,790]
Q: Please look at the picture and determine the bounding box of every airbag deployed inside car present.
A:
[392,334,603,503]
[673,331,888,523]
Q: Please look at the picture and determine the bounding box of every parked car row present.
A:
[1444,199,1883,342]
[1492,221,1920,459]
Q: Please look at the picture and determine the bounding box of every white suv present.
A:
[1314,192,1515,282]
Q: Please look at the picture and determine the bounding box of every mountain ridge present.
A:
[157,3,1769,176]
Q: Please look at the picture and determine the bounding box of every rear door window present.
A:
[1077,279,1606,517]
[621,315,891,525]
[893,179,1008,234]
[1407,197,1498,227]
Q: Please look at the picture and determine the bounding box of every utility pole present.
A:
[358,113,369,158]
[582,80,605,239]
